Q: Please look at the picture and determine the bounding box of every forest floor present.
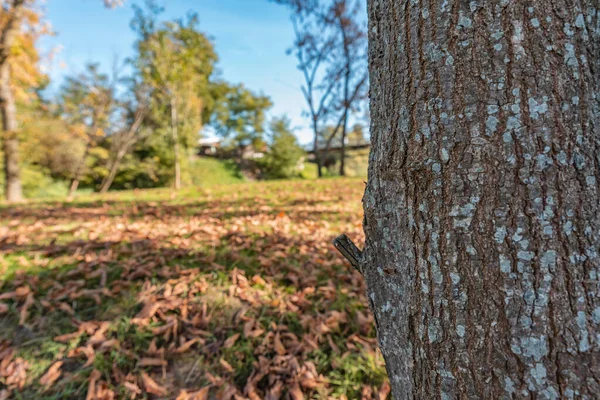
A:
[0,179,389,400]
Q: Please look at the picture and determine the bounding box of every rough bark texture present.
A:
[363,0,600,398]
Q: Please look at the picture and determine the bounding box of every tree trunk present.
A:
[0,28,22,202]
[312,117,323,177]
[339,115,348,176]
[363,0,600,398]
[171,97,181,190]
[99,148,127,193]
[68,141,91,199]
[339,28,351,177]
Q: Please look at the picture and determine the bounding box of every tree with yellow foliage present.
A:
[0,0,122,202]
[57,63,117,199]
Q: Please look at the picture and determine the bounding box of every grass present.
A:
[189,157,245,187]
[0,178,388,399]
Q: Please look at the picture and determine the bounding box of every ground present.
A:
[0,179,389,399]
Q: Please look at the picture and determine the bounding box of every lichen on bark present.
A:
[363,0,600,398]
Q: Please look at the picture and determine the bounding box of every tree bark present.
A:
[170,96,181,190]
[363,0,600,398]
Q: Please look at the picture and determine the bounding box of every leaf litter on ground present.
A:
[0,179,388,399]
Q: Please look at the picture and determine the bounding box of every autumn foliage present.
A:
[0,179,389,399]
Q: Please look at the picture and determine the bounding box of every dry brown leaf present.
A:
[15,286,31,298]
[88,321,111,345]
[54,331,82,343]
[76,345,96,368]
[265,380,283,400]
[141,372,167,397]
[217,383,238,400]
[288,382,304,400]
[175,338,204,353]
[134,301,161,320]
[223,333,240,349]
[185,387,210,400]
[377,381,391,400]
[274,333,286,356]
[248,329,265,338]
[18,293,34,325]
[57,302,75,315]
[243,320,254,337]
[39,361,63,387]
[123,381,142,396]
[138,358,168,367]
[219,358,234,373]
[361,386,374,399]
[86,369,102,400]
[99,339,120,349]
[299,376,320,389]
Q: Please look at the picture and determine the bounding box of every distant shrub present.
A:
[258,117,306,180]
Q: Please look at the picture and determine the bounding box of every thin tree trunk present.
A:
[339,113,348,176]
[362,0,600,398]
[99,107,145,193]
[170,96,181,190]
[1,62,21,202]
[99,148,127,193]
[339,28,351,177]
[312,116,323,177]
[0,1,25,202]
[339,71,350,177]
[68,141,91,199]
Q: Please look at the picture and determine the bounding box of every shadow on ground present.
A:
[0,179,389,399]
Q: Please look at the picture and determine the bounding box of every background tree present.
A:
[208,82,273,156]
[1,0,37,201]
[327,0,367,176]
[58,63,116,198]
[277,0,367,177]
[0,0,122,202]
[99,79,149,193]
[134,4,217,190]
[360,0,600,397]
[257,116,305,179]
[278,0,341,177]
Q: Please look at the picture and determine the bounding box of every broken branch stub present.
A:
[332,234,363,274]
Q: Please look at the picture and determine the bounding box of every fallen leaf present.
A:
[175,338,204,353]
[18,293,34,325]
[219,358,234,373]
[181,387,210,400]
[223,333,240,349]
[377,381,391,400]
[123,381,142,396]
[138,358,168,367]
[288,382,304,400]
[141,372,167,397]
[39,361,63,387]
[86,369,102,400]
[274,333,286,356]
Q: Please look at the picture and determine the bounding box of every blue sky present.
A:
[39,0,313,143]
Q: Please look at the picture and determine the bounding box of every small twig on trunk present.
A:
[333,234,363,274]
